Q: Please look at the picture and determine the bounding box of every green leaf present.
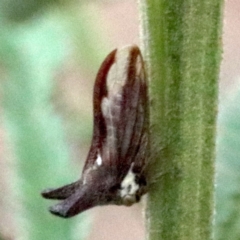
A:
[215,88,240,240]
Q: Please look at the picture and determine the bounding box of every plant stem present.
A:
[138,0,224,239]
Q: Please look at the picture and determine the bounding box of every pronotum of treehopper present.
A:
[41,45,149,218]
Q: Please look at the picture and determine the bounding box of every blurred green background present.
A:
[0,0,239,240]
[0,1,145,240]
[0,2,99,240]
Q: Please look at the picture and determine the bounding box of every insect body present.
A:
[42,45,149,218]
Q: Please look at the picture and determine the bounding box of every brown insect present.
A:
[41,45,149,218]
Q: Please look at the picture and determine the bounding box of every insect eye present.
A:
[109,183,121,193]
[135,174,147,186]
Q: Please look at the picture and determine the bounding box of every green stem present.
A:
[138,0,223,239]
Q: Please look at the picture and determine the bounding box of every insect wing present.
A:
[41,45,148,218]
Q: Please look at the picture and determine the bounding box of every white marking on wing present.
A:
[101,97,116,153]
[96,153,102,166]
[120,164,139,198]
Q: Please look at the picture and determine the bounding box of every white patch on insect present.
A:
[96,153,102,166]
[120,164,139,199]
[106,46,138,103]
[135,54,145,85]
[101,97,110,118]
[101,97,116,152]
[135,55,142,76]
[83,152,103,185]
[106,47,131,93]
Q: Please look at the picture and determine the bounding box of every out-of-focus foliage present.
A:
[0,2,106,239]
[215,85,240,240]
[0,0,74,22]
[1,16,76,240]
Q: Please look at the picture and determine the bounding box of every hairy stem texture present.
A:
[138,0,223,239]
